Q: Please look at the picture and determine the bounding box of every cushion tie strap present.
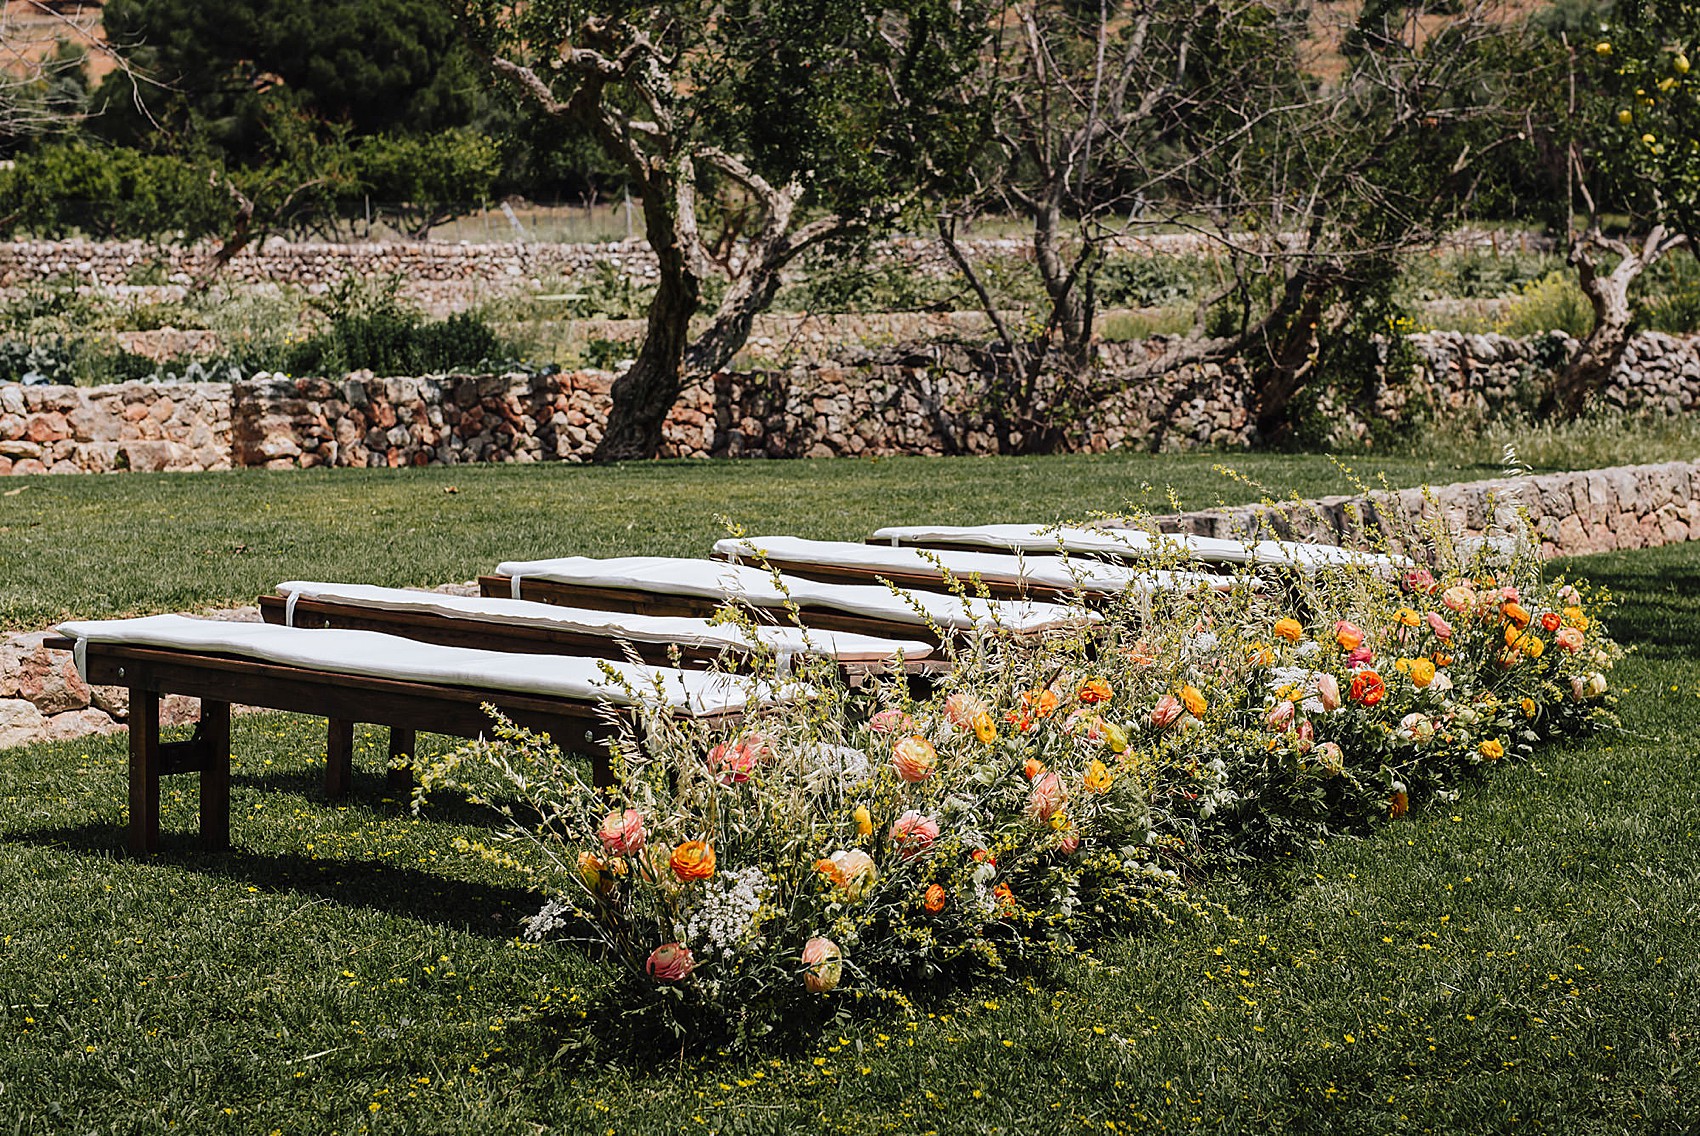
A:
[511,574,524,600]
[72,636,87,683]
[284,589,301,627]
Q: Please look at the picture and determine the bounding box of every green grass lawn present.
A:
[0,466,1696,1131]
[0,449,1601,631]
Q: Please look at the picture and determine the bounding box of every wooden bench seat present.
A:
[50,616,784,855]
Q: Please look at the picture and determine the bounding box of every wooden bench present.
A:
[483,555,1091,647]
[49,617,770,855]
[258,582,943,685]
[710,535,1238,602]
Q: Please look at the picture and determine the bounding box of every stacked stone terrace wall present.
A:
[3,329,1698,473]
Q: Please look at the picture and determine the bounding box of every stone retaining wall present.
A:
[2,459,1694,749]
[3,329,1697,472]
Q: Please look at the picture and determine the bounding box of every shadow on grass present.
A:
[1555,547,1700,663]
[1,822,539,939]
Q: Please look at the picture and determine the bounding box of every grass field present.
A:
[1,461,1696,1132]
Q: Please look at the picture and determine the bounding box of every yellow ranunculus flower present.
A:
[1273,617,1304,643]
[973,711,998,745]
[1180,685,1207,717]
[1563,606,1589,631]
[1084,759,1113,794]
[1394,607,1420,628]
[1524,636,1545,659]
[853,804,873,838]
[1478,739,1505,760]
[1408,658,1436,688]
[1101,720,1129,754]
[1520,697,1537,718]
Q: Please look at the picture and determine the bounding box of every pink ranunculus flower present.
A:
[869,708,916,734]
[1346,644,1375,669]
[802,936,843,993]
[1026,771,1066,823]
[1402,568,1437,594]
[1499,585,1521,603]
[943,691,987,730]
[596,808,646,856]
[1557,584,1582,605]
[1294,718,1315,752]
[891,734,936,782]
[1570,675,1588,701]
[1150,694,1183,729]
[1398,712,1435,742]
[1441,584,1476,613]
[646,942,694,983]
[889,810,940,858]
[707,734,771,784]
[1057,829,1080,855]
[1314,673,1341,712]
[1265,700,1296,731]
[1426,611,1453,640]
[1555,626,1585,652]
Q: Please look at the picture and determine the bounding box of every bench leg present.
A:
[325,718,354,798]
[127,687,161,855]
[199,701,231,851]
[386,726,416,795]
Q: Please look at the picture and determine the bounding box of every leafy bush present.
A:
[279,275,511,376]
[1495,269,1595,338]
[1638,253,1700,334]
[420,513,1621,1049]
[1093,256,1205,308]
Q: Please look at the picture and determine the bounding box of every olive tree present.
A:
[466,0,990,460]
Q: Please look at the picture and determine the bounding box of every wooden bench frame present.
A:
[48,636,738,856]
[258,593,946,685]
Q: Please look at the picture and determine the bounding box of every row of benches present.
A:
[47,524,1399,854]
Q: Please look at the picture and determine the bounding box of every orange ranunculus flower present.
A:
[1504,623,1528,648]
[670,840,716,882]
[973,711,998,744]
[1408,658,1436,688]
[1478,739,1505,760]
[1083,759,1113,794]
[1179,685,1207,718]
[1347,670,1386,706]
[1273,617,1304,643]
[1023,688,1060,717]
[1555,627,1585,652]
[1077,678,1113,704]
[1022,757,1046,780]
[1388,790,1409,819]
[1433,651,1454,666]
[1334,621,1365,650]
[1503,602,1532,628]
[993,881,1016,911]
[577,850,607,892]
[1393,607,1420,628]
[1520,697,1537,718]
[922,883,947,913]
[1540,611,1563,632]
[853,804,873,837]
[1248,644,1274,667]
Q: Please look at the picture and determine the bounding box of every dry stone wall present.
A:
[3,329,1699,473]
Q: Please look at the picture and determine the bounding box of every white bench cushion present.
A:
[711,536,1232,594]
[493,556,1090,633]
[275,582,931,663]
[868,523,1404,571]
[57,614,791,716]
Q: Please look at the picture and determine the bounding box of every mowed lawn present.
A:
[3,450,1504,630]
[0,460,1696,1133]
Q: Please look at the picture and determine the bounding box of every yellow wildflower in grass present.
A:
[1180,685,1207,717]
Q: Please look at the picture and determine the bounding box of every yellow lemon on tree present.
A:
[1595,41,1612,55]
[1675,53,1690,75]
[1618,108,1634,124]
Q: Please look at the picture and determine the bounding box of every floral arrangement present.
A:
[418,512,1622,1044]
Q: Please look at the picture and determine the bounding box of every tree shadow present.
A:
[1554,549,1700,664]
[2,822,540,939]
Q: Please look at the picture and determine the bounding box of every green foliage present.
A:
[1092,257,1207,309]
[1638,250,1700,332]
[1495,269,1596,338]
[1403,249,1565,300]
[278,275,509,377]
[91,0,479,158]
[353,128,503,236]
[0,142,228,240]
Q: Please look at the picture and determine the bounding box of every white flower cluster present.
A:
[522,896,573,942]
[802,744,872,797]
[678,866,768,961]
[1266,665,1333,714]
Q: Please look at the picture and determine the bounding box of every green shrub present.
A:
[1495,269,1594,339]
[1093,255,1204,308]
[1638,253,1700,334]
[278,275,513,376]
